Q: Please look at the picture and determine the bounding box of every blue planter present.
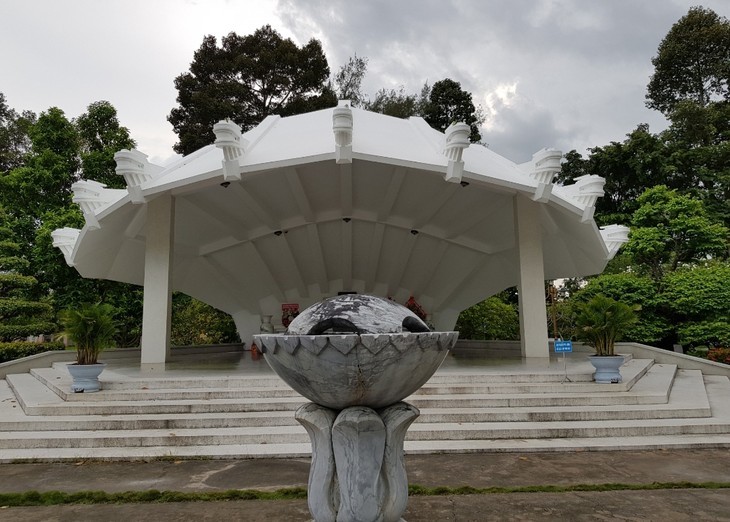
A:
[588,355,624,384]
[67,363,106,393]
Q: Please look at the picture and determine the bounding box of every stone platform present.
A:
[1,350,730,461]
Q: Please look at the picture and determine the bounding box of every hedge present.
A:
[0,341,66,364]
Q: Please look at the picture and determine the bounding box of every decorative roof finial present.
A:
[333,101,353,164]
[443,122,470,183]
[213,120,247,181]
[114,149,158,204]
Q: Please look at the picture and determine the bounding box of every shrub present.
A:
[0,341,65,363]
[707,348,730,366]
[59,303,117,365]
[575,295,638,356]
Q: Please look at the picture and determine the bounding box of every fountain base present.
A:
[296,401,419,522]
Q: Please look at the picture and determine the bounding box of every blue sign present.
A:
[554,340,573,353]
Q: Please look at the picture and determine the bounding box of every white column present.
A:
[140,194,175,372]
[514,194,550,358]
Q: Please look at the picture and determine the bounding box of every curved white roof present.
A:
[53,102,627,329]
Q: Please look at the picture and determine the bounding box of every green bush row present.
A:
[0,341,66,364]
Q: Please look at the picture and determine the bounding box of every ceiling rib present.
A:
[247,241,286,302]
[230,183,278,231]
[388,231,418,296]
[284,167,315,222]
[280,233,309,298]
[364,223,385,293]
[341,219,353,291]
[377,167,406,222]
[307,223,329,294]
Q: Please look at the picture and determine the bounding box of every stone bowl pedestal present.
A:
[253,294,457,522]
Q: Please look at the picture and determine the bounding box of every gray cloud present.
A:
[276,0,727,161]
[1,0,726,164]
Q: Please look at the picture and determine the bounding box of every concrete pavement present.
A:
[2,449,730,520]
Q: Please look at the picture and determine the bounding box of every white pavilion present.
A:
[52,101,628,370]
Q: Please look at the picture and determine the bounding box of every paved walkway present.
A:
[3,449,730,520]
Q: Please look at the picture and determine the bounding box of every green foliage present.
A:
[365,86,423,118]
[59,303,117,365]
[0,341,65,363]
[646,7,730,116]
[625,186,728,279]
[0,208,55,341]
[574,295,638,356]
[75,101,135,188]
[455,296,519,340]
[0,92,35,174]
[557,125,670,226]
[663,263,730,318]
[171,294,240,346]
[168,25,336,155]
[423,78,484,142]
[678,321,730,349]
[576,273,669,345]
[334,54,368,107]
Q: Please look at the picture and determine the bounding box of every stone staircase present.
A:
[1,357,730,462]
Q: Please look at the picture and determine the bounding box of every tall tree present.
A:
[0,93,35,174]
[423,78,484,142]
[646,6,730,116]
[0,207,55,341]
[75,101,135,188]
[558,124,669,226]
[365,86,421,118]
[169,25,336,155]
[334,54,368,107]
[623,185,728,280]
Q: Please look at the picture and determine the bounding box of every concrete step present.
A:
[0,367,728,460]
[0,370,721,450]
[3,415,730,450]
[19,359,659,409]
[0,370,708,432]
[5,433,730,463]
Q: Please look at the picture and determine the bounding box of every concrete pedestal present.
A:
[296,401,419,522]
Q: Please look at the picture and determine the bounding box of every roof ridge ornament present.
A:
[528,148,562,203]
[50,227,80,266]
[333,101,353,164]
[563,174,606,222]
[443,122,470,183]
[213,119,247,181]
[71,179,118,229]
[114,149,158,204]
[599,224,630,259]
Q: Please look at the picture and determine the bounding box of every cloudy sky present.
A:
[2,0,727,165]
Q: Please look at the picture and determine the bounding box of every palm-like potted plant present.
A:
[575,295,638,383]
[60,303,117,392]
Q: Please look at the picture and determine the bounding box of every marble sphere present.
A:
[254,295,457,410]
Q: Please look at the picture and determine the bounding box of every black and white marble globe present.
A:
[254,294,457,410]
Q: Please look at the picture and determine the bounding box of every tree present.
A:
[646,7,730,116]
[0,92,35,174]
[455,296,519,340]
[334,55,368,107]
[558,125,670,226]
[623,185,728,280]
[0,207,55,341]
[365,86,421,118]
[574,272,670,346]
[168,25,336,155]
[663,262,730,347]
[423,78,484,142]
[171,293,239,345]
[0,107,80,261]
[75,101,135,188]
